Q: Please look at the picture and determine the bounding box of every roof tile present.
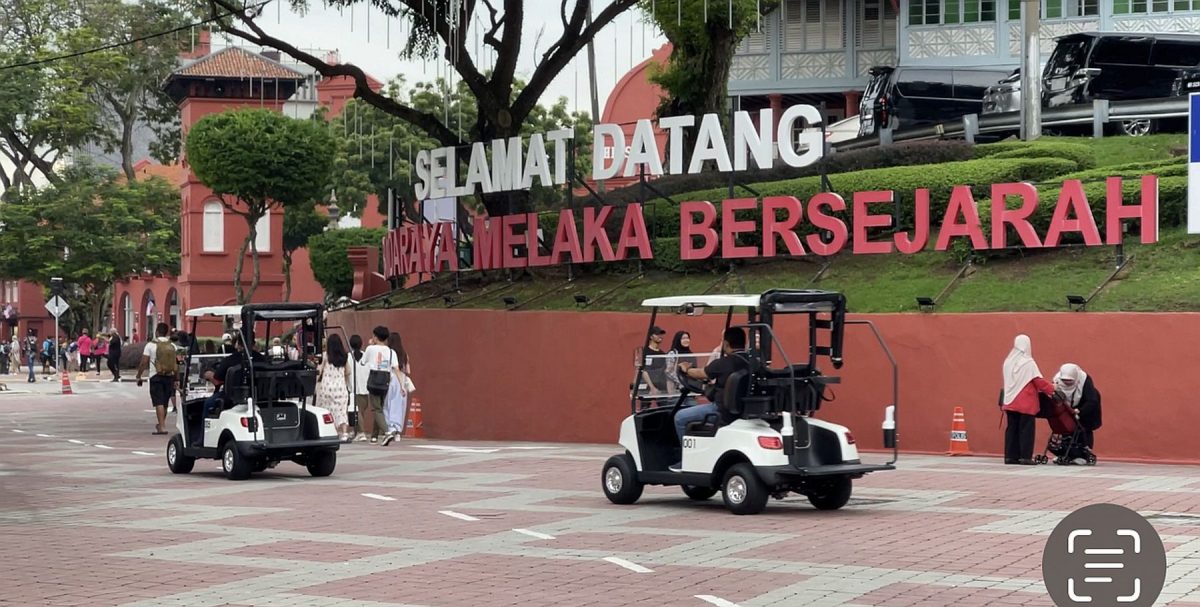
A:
[172,46,304,80]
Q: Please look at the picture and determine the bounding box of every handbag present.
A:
[402,372,416,393]
[366,350,392,396]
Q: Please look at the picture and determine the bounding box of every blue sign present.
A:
[1190,93,1200,233]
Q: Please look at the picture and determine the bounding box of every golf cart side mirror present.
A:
[679,304,704,317]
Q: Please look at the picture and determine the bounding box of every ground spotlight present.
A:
[443,295,456,307]
[915,296,935,312]
[574,294,590,306]
[1066,294,1087,311]
[502,296,517,307]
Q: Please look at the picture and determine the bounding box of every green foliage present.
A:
[0,162,179,329]
[604,141,976,205]
[282,204,330,301]
[1057,157,1186,182]
[186,108,334,302]
[307,228,387,299]
[975,141,1097,171]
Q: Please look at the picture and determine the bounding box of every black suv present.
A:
[857,66,1012,138]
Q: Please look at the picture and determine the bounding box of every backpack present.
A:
[153,340,178,375]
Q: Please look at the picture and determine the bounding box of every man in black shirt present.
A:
[669,327,748,471]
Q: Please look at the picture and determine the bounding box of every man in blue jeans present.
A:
[669,327,748,472]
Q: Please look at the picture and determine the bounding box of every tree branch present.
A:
[206,0,464,147]
[514,0,639,120]
[490,0,524,106]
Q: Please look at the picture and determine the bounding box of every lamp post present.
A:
[1020,0,1042,141]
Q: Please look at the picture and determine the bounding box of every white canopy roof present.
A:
[640,295,762,308]
[185,305,242,318]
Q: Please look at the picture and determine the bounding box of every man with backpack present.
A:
[135,323,177,435]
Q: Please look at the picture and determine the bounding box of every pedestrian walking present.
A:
[384,331,413,444]
[363,326,405,446]
[348,335,378,443]
[135,323,178,435]
[106,330,122,382]
[77,329,92,373]
[317,334,352,442]
[94,334,109,377]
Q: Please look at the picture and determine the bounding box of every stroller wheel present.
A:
[1034,455,1048,465]
[1086,453,1097,466]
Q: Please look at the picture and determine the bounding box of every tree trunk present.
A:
[120,92,138,181]
[233,229,251,304]
[246,219,263,304]
[282,249,292,302]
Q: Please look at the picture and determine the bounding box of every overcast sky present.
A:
[211,0,668,116]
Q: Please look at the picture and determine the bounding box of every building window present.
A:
[739,28,768,53]
[784,0,845,51]
[910,0,995,24]
[121,293,132,339]
[202,201,223,252]
[857,0,898,48]
[1043,0,1100,17]
[1112,0,1180,12]
[255,213,271,253]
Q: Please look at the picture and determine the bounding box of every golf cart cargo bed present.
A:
[765,463,896,480]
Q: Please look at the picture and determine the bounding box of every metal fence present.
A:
[834,97,1190,151]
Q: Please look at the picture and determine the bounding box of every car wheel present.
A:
[682,485,718,501]
[221,441,251,481]
[721,463,769,515]
[601,453,643,505]
[807,476,852,511]
[306,450,337,477]
[167,435,194,474]
[1120,119,1154,137]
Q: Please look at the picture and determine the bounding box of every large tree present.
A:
[643,0,764,162]
[185,108,334,304]
[79,0,191,179]
[0,162,180,330]
[204,0,636,216]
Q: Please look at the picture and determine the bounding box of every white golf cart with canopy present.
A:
[602,289,899,515]
[165,303,341,480]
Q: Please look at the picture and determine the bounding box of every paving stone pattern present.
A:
[2,384,1200,606]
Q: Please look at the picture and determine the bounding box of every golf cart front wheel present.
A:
[166,435,194,474]
[306,450,337,477]
[807,476,852,511]
[602,453,643,505]
[682,485,718,501]
[722,463,769,515]
[222,441,251,481]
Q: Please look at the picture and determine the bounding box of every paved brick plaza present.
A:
[2,380,1200,606]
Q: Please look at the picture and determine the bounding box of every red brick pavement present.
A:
[2,388,1200,606]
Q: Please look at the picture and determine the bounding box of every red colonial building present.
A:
[113,45,386,340]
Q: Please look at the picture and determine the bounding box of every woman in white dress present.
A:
[382,331,413,445]
[316,334,352,442]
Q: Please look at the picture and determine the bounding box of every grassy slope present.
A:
[387,134,1198,314]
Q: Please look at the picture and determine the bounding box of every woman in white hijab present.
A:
[1000,334,1056,465]
[1053,363,1102,450]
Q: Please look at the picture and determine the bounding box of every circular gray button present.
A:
[1043,503,1167,607]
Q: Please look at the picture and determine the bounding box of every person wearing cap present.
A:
[220,333,234,355]
[640,326,670,396]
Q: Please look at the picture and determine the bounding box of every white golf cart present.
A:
[165,303,341,480]
[602,289,899,515]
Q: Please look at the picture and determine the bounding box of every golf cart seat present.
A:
[686,413,722,438]
[222,365,248,409]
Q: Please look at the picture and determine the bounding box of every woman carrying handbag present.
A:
[364,326,406,446]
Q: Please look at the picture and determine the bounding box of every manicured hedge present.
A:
[601,141,976,206]
[1057,157,1185,182]
[983,142,1097,172]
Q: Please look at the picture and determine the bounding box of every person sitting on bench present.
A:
[668,327,748,472]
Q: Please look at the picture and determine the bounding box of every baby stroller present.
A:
[1034,393,1097,466]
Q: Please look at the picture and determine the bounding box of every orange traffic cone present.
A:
[947,406,972,455]
[402,398,424,438]
[61,370,73,395]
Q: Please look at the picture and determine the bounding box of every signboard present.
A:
[1189,92,1200,234]
[45,295,69,318]
[382,177,1160,278]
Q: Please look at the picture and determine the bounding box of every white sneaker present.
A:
[380,433,395,446]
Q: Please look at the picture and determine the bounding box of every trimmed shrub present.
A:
[984,142,1097,171]
[308,227,387,299]
[1057,157,1185,182]
[602,141,976,205]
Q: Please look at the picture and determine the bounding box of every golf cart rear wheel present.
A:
[166,435,194,474]
[722,463,769,515]
[682,485,718,501]
[602,453,643,504]
[221,441,251,481]
[306,450,336,477]
[807,476,852,511]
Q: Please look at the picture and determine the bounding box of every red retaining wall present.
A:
[329,308,1199,464]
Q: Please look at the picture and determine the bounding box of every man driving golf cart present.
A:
[603,289,899,515]
[190,331,264,447]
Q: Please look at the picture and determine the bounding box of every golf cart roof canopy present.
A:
[240,303,324,322]
[641,290,846,313]
[185,305,242,318]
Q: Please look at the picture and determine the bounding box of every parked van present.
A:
[983,32,1200,135]
[857,66,1012,138]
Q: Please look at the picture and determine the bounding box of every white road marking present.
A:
[95,444,114,450]
[131,451,156,456]
[412,445,501,454]
[67,439,85,444]
[602,557,653,573]
[504,446,559,450]
[361,493,396,501]
[695,596,741,607]
[438,510,480,521]
[36,433,55,438]
[11,429,24,433]
[512,528,556,540]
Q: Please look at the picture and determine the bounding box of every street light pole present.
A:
[1020,0,1041,141]
[585,1,604,193]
